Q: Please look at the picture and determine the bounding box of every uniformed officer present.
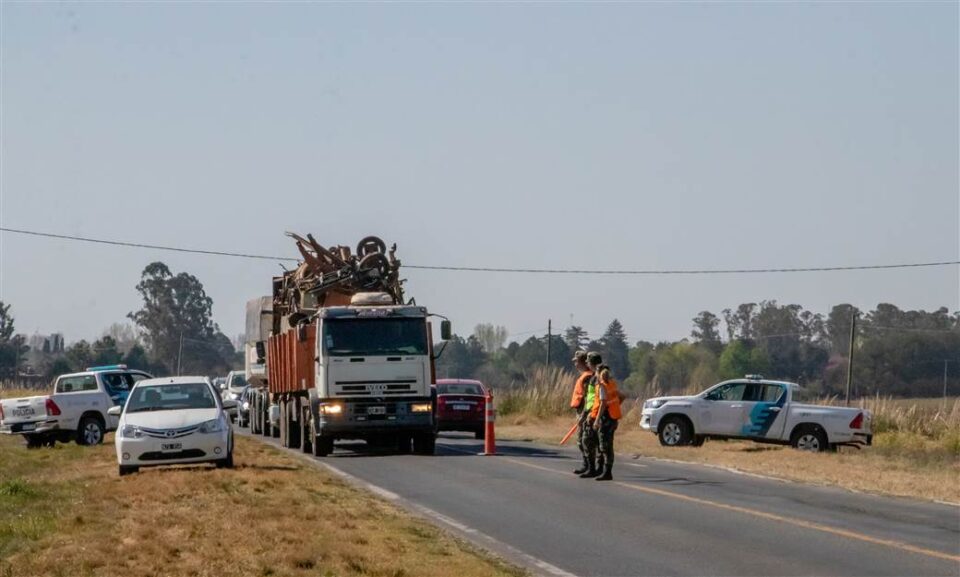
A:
[569,351,594,475]
[590,358,622,481]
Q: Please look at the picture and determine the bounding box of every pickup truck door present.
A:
[52,374,104,430]
[750,383,789,439]
[700,382,749,436]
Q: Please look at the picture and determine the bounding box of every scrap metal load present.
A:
[273,233,406,329]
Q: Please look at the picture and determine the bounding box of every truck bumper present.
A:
[316,398,434,439]
[0,420,60,435]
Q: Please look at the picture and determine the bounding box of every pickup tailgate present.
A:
[0,396,49,427]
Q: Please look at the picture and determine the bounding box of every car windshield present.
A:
[126,383,217,413]
[230,374,247,388]
[438,383,484,396]
[323,318,428,356]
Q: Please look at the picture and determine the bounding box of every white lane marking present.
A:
[243,433,577,577]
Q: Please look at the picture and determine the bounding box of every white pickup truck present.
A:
[640,375,872,452]
[0,365,152,448]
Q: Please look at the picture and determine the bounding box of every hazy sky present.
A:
[1,2,958,348]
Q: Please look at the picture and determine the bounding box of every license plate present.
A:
[367,406,386,415]
[20,423,36,431]
[452,404,471,411]
[12,407,35,418]
[161,443,182,451]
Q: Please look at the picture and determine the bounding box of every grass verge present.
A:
[0,433,526,577]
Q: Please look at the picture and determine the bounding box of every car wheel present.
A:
[658,416,692,447]
[216,449,235,469]
[77,417,104,446]
[791,426,828,452]
[119,465,139,476]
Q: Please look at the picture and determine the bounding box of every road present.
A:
[239,430,960,577]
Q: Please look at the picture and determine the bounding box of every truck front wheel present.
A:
[413,433,436,455]
[658,416,692,447]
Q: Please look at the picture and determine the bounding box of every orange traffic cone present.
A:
[482,390,496,456]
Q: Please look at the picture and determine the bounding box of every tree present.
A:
[0,301,26,378]
[102,322,141,354]
[65,340,94,372]
[722,303,757,341]
[435,335,486,379]
[691,311,722,353]
[564,326,589,351]
[826,304,860,354]
[598,319,630,380]
[472,324,508,353]
[91,336,123,366]
[128,262,232,375]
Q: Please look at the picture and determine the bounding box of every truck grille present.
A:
[334,380,416,396]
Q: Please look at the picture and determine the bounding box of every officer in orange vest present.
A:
[569,350,595,475]
[589,357,622,481]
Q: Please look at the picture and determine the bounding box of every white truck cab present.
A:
[0,365,152,448]
[640,375,872,452]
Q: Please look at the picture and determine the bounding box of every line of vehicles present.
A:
[0,234,873,476]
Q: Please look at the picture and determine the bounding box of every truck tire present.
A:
[287,401,301,450]
[314,435,333,457]
[77,416,104,446]
[250,394,260,434]
[396,434,412,454]
[791,425,828,452]
[413,433,436,455]
[300,406,313,454]
[658,416,692,447]
[279,399,288,447]
[356,236,387,257]
[118,465,139,477]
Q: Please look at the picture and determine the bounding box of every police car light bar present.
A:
[86,364,128,372]
[745,374,765,380]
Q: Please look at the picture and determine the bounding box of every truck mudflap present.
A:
[315,397,434,439]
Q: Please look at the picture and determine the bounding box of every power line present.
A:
[2,226,959,275]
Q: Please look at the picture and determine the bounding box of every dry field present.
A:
[0,433,525,577]
[495,369,960,503]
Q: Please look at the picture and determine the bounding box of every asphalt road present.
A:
[239,430,960,577]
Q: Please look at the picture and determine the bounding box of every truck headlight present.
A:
[199,418,225,434]
[120,425,142,439]
[242,402,250,411]
[644,399,667,410]
[410,403,432,413]
[320,404,343,415]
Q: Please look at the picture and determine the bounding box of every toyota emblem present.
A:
[165,430,176,438]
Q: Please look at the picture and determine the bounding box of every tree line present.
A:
[437,302,960,398]
[0,262,241,381]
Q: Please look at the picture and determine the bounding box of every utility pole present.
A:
[944,360,950,404]
[176,331,184,376]
[845,312,856,407]
[546,319,552,367]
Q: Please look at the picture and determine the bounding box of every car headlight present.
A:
[120,425,142,439]
[410,403,432,413]
[199,418,225,434]
[644,399,668,410]
[320,404,343,415]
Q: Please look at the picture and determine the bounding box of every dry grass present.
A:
[0,434,525,577]
[497,371,960,503]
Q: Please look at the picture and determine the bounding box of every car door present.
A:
[699,382,748,435]
[749,383,789,440]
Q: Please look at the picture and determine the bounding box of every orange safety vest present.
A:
[590,373,622,420]
[570,371,592,409]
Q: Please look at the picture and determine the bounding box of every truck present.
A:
[244,234,450,457]
[640,375,872,452]
[0,365,153,448]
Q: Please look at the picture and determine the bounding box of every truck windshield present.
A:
[323,318,428,356]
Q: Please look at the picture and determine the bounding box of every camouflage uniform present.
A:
[597,414,618,469]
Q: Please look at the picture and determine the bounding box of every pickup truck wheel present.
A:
[118,465,139,477]
[791,426,828,452]
[658,416,692,447]
[77,417,104,446]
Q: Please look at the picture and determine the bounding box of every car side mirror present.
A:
[107,406,122,417]
[220,382,227,390]
[222,399,238,410]
[440,320,452,341]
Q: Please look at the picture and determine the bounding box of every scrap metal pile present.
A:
[273,233,406,324]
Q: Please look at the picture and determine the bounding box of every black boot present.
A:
[579,463,599,478]
[573,457,589,475]
[595,464,613,481]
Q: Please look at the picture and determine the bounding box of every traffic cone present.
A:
[482,390,496,456]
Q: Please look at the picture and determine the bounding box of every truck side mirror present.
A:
[255,341,266,362]
[440,320,452,341]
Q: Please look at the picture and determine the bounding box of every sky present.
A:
[1,2,958,348]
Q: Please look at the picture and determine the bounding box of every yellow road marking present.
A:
[501,456,960,564]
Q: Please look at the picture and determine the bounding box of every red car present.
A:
[434,379,487,439]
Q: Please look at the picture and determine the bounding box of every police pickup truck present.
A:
[640,375,872,452]
[0,365,152,448]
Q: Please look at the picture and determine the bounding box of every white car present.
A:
[110,376,237,476]
[640,375,872,452]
